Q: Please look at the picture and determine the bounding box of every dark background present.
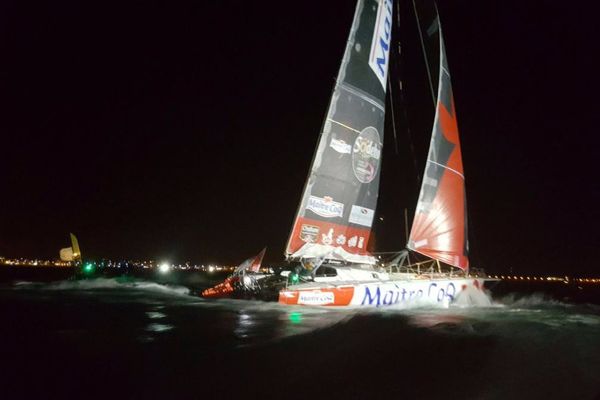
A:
[1,0,598,275]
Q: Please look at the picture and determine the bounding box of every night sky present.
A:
[1,1,598,275]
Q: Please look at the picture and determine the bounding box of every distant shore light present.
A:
[159,262,171,274]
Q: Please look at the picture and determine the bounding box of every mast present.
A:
[407,0,469,270]
[285,0,393,264]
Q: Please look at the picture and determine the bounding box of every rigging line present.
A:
[387,73,399,155]
[395,0,420,183]
[395,0,415,265]
[411,0,436,109]
[371,250,408,255]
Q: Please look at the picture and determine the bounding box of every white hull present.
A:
[279,268,493,308]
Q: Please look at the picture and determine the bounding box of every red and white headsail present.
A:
[248,247,266,273]
[408,3,468,270]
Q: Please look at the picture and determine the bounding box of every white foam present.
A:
[15,277,190,296]
[496,292,569,308]
[452,286,494,308]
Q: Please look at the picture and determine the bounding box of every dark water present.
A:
[1,269,599,399]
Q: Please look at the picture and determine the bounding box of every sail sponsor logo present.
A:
[353,136,381,160]
[321,228,334,245]
[368,0,393,90]
[349,205,375,227]
[299,224,320,243]
[412,238,428,248]
[298,290,335,306]
[347,235,365,249]
[352,126,382,184]
[318,228,365,249]
[360,282,456,307]
[330,138,352,154]
[307,196,344,218]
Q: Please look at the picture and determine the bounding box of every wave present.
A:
[496,292,572,308]
[12,277,190,296]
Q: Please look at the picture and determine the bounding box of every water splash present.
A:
[12,277,190,296]
[452,285,494,307]
[496,292,570,308]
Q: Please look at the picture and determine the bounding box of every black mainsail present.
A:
[286,0,393,264]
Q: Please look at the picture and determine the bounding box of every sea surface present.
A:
[1,269,599,399]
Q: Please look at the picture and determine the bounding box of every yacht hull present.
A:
[279,277,492,308]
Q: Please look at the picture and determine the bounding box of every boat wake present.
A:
[495,292,572,308]
[12,278,190,296]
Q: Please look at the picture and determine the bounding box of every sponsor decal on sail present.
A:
[352,126,382,184]
[307,196,344,218]
[349,205,374,227]
[287,216,372,256]
[299,224,320,243]
[298,291,335,306]
[368,0,393,90]
[329,138,352,154]
[413,238,428,248]
[320,228,364,249]
[321,228,334,245]
[347,235,365,249]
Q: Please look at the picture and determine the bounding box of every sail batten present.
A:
[286,0,393,264]
[408,2,469,270]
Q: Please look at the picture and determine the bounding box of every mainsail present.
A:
[286,0,393,264]
[407,1,469,270]
[59,247,74,262]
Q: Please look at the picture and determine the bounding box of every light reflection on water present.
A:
[146,323,174,332]
[2,278,600,399]
[146,311,166,319]
[5,278,600,348]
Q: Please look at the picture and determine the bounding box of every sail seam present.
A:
[441,65,450,77]
[326,118,361,134]
[427,159,464,179]
[335,81,385,111]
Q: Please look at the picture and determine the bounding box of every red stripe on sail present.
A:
[410,171,468,269]
[439,97,464,175]
[409,96,469,270]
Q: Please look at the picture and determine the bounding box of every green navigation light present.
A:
[290,273,299,284]
[289,312,302,324]
[83,262,95,275]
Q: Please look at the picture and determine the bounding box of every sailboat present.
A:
[279,0,495,307]
[60,233,82,265]
[60,233,97,277]
[202,248,271,299]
